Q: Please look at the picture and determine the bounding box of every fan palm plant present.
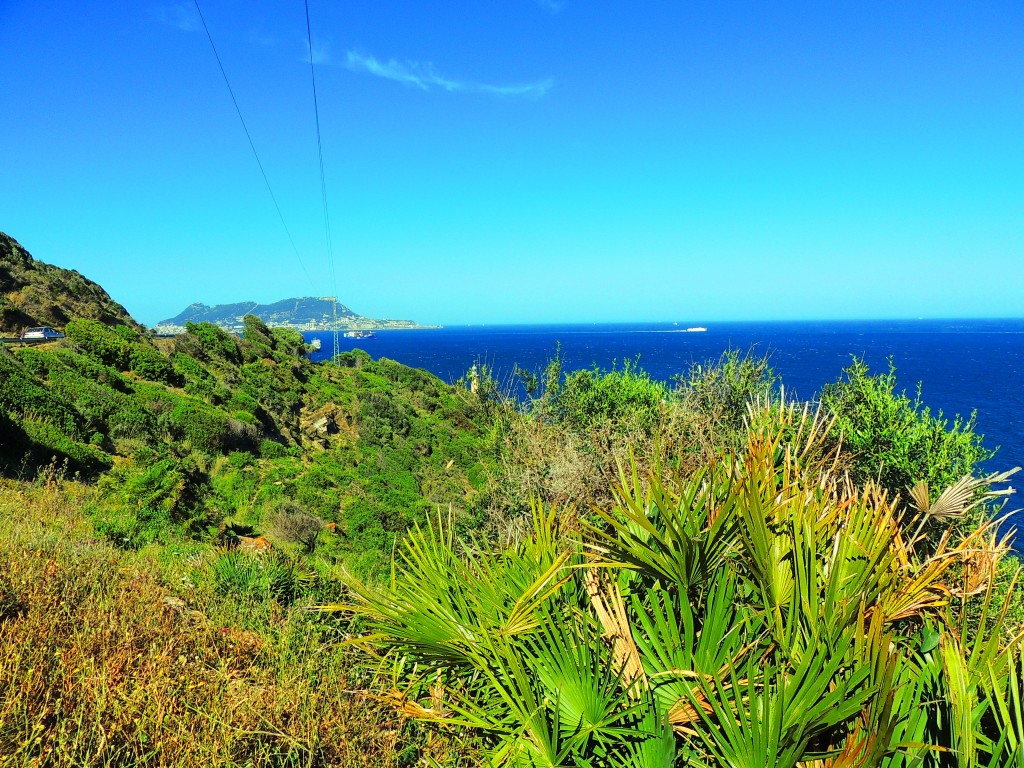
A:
[334,402,1022,767]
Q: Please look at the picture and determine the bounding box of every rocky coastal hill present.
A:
[155,297,436,334]
[0,232,142,334]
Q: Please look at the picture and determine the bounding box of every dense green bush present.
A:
[821,358,993,501]
[52,348,129,390]
[358,391,412,446]
[241,314,276,354]
[548,359,667,434]
[65,319,132,369]
[270,326,306,357]
[184,321,242,363]
[259,439,289,459]
[336,349,373,369]
[106,405,156,443]
[18,419,110,474]
[130,344,177,384]
[674,349,777,446]
[163,398,233,453]
[0,350,81,436]
[91,455,208,547]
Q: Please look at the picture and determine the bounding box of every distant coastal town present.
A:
[151,296,439,335]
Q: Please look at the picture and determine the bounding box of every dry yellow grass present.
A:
[0,478,465,767]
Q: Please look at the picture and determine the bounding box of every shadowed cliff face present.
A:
[0,232,141,335]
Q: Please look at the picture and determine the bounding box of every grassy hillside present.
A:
[0,478,474,767]
[0,232,141,335]
[0,314,497,577]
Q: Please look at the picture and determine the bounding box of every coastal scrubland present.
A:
[1,238,1022,764]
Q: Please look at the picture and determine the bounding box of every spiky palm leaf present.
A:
[338,399,1021,768]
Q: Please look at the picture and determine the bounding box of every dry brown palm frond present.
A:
[667,691,715,735]
[661,668,752,735]
[583,569,647,697]
[799,718,893,768]
[904,469,1019,552]
[949,520,1013,599]
[744,397,845,484]
[876,513,1013,623]
[908,480,931,516]
[910,469,1019,522]
[381,686,445,720]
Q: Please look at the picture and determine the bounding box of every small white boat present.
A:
[685,327,708,333]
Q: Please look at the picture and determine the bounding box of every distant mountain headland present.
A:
[153,297,438,334]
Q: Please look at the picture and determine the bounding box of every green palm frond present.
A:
[337,399,1022,768]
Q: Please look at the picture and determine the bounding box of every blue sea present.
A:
[306,318,1024,508]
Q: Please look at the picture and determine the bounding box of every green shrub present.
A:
[106,405,156,442]
[184,322,241,363]
[675,349,777,442]
[52,348,128,389]
[226,451,255,469]
[65,319,132,369]
[242,314,276,352]
[19,418,111,473]
[336,349,373,369]
[259,439,288,459]
[231,409,257,425]
[171,352,210,383]
[549,359,667,434]
[89,503,170,549]
[227,390,259,414]
[270,327,306,356]
[0,350,81,436]
[820,358,993,501]
[91,455,209,546]
[163,399,231,452]
[358,392,412,446]
[130,344,177,384]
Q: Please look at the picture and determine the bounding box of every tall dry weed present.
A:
[0,479,462,767]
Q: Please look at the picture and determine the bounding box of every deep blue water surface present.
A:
[307,318,1024,499]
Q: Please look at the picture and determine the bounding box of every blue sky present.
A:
[2,1,1022,326]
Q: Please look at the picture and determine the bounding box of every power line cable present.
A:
[304,0,341,362]
[192,0,316,290]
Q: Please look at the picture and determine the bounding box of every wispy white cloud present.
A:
[343,51,553,98]
[304,37,333,65]
[157,2,199,32]
[536,0,565,12]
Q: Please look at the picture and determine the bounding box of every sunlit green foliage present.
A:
[1,313,499,575]
[344,405,1024,767]
[821,358,995,501]
[65,318,133,368]
[89,453,209,548]
[548,358,668,434]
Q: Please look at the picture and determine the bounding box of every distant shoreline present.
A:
[153,322,442,335]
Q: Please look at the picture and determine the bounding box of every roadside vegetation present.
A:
[1,309,1021,765]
